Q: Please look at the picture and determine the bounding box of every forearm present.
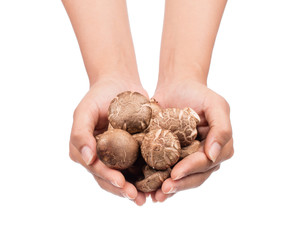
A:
[62,0,140,86]
[158,0,227,86]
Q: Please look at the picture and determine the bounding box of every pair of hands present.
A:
[69,77,234,206]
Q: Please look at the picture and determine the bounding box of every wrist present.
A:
[88,60,140,87]
[89,73,143,91]
[155,78,207,99]
[158,62,207,88]
[89,71,141,88]
[157,72,207,92]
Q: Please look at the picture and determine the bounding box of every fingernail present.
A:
[81,146,94,165]
[111,180,122,188]
[163,187,177,194]
[209,142,221,162]
[122,192,134,200]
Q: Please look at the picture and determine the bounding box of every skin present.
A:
[63,0,148,205]
[63,0,234,205]
[151,0,233,202]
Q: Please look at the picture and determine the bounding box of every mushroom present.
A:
[149,98,162,118]
[149,107,200,147]
[108,91,152,134]
[141,129,181,170]
[95,91,202,195]
[180,140,201,159]
[135,165,171,193]
[132,132,146,146]
[96,129,139,170]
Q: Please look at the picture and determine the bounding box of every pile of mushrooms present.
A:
[95,91,201,192]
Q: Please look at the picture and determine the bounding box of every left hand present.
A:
[151,80,234,202]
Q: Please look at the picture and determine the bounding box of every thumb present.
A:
[70,98,99,165]
[204,96,232,162]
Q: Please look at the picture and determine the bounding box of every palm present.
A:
[150,81,217,201]
[153,81,211,130]
[87,80,148,133]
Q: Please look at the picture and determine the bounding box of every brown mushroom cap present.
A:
[180,140,201,159]
[132,132,146,146]
[143,98,162,133]
[141,129,181,170]
[96,129,139,170]
[149,107,200,147]
[108,91,152,134]
[135,166,171,192]
[150,98,162,118]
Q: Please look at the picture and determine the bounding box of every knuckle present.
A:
[73,105,80,120]
[197,175,207,187]
[69,142,77,162]
[70,128,84,148]
[69,151,78,163]
[95,177,104,188]
[69,150,74,161]
[218,126,233,142]
[197,172,211,187]
[228,146,234,159]
[218,96,231,113]
[226,138,234,160]
[215,164,221,171]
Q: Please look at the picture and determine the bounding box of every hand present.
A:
[69,77,148,206]
[151,80,234,202]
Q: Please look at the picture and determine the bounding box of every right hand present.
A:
[151,80,234,202]
[69,77,148,206]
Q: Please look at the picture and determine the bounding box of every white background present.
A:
[0,0,292,239]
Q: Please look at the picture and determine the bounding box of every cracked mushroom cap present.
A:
[135,165,171,192]
[150,98,162,118]
[108,91,152,134]
[96,129,139,170]
[143,98,162,133]
[149,107,200,147]
[141,129,181,170]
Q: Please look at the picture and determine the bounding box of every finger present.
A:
[70,143,125,188]
[134,192,147,206]
[171,138,233,180]
[154,188,175,202]
[70,96,100,166]
[93,175,138,200]
[204,94,233,162]
[145,192,151,198]
[151,192,157,203]
[162,165,220,194]
[197,126,210,140]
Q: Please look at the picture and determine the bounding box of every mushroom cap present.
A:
[149,98,162,118]
[108,91,152,134]
[96,129,139,170]
[180,140,201,159]
[135,166,171,192]
[149,107,200,147]
[132,132,146,146]
[141,129,181,170]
